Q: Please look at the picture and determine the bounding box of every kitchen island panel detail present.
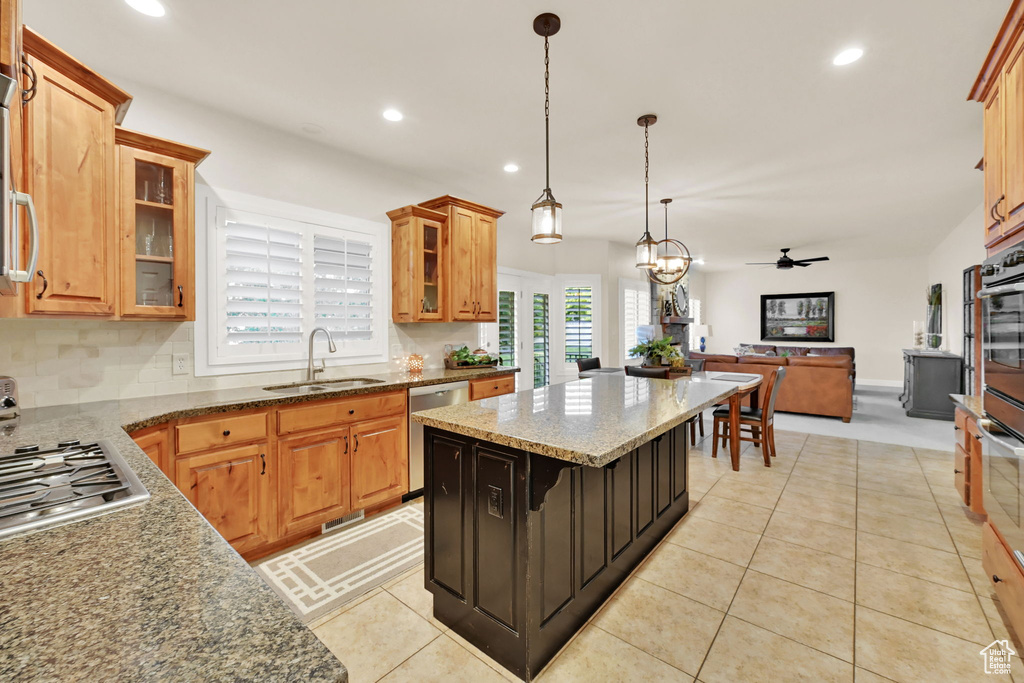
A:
[424,423,690,680]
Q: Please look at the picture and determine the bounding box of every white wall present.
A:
[926,204,986,356]
[704,256,928,384]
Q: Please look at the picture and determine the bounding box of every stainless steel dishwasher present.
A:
[408,380,469,496]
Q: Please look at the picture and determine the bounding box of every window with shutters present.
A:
[564,286,594,363]
[498,290,517,367]
[621,279,652,365]
[196,187,387,375]
[533,293,550,388]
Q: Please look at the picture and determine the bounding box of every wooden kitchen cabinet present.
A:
[469,373,517,401]
[388,204,448,322]
[953,406,986,516]
[176,442,276,554]
[390,195,503,323]
[350,414,407,509]
[982,521,1024,636]
[130,424,172,478]
[116,128,208,320]
[971,3,1024,251]
[22,29,129,315]
[276,428,352,537]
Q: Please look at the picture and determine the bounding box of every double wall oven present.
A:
[979,244,1024,561]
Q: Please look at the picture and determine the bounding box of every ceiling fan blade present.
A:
[745,262,777,265]
[793,262,811,267]
[792,256,829,263]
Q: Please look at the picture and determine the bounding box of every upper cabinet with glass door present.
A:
[116,128,210,320]
[388,204,448,322]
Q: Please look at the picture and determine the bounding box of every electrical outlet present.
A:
[172,354,188,376]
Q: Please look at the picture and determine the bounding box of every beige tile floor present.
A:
[310,429,1022,682]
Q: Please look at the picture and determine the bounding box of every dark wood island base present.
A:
[423,423,690,681]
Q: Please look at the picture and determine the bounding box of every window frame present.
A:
[194,185,389,376]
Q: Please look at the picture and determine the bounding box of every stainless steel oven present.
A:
[0,71,38,295]
[978,419,1024,569]
[980,244,1024,435]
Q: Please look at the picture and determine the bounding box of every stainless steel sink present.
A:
[262,378,386,394]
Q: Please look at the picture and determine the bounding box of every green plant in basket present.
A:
[628,336,680,367]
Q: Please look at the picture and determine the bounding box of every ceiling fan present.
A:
[746,248,830,269]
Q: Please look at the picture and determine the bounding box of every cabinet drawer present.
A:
[982,522,1024,636]
[176,412,269,455]
[955,408,968,448]
[469,374,516,401]
[955,444,969,505]
[277,390,407,436]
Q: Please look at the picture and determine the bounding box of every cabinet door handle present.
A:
[20,55,36,103]
[35,269,46,299]
[223,430,230,436]
[177,284,184,308]
[954,425,961,431]
[993,574,1003,583]
[343,435,348,454]
[975,433,983,440]
[349,409,355,415]
[260,453,266,475]
[354,435,359,452]
[954,469,962,474]
[997,194,1007,222]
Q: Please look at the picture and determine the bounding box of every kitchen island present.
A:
[411,373,739,681]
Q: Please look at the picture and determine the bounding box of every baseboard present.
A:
[856,379,903,388]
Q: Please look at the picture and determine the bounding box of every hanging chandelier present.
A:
[648,198,691,285]
[635,115,658,268]
[531,13,562,244]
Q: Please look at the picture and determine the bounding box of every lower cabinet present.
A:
[145,390,410,559]
[954,407,986,516]
[277,428,352,537]
[350,415,408,509]
[175,442,276,554]
[982,522,1024,635]
[468,373,516,401]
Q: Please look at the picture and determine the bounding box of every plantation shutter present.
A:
[533,293,550,388]
[222,220,303,349]
[498,290,516,366]
[564,286,594,362]
[623,285,651,359]
[313,233,374,341]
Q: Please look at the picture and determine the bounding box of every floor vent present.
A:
[322,510,364,534]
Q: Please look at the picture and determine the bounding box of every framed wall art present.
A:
[760,291,835,342]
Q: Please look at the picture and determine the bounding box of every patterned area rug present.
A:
[254,503,424,624]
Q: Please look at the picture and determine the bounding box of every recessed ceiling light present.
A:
[382,109,403,122]
[125,0,166,17]
[504,163,520,173]
[300,123,325,135]
[832,47,864,66]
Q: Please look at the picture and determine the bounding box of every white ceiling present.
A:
[24,0,1009,270]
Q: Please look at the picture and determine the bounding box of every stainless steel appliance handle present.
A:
[978,419,1024,456]
[1015,549,1024,573]
[978,282,1024,298]
[10,191,37,282]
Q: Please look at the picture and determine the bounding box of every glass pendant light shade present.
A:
[531,190,562,243]
[635,231,657,269]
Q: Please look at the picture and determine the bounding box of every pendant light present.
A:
[648,198,692,285]
[531,13,562,243]
[635,115,658,269]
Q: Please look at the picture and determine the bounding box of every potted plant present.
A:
[628,336,680,367]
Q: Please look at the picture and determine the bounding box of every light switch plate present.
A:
[172,354,188,375]
[487,485,503,519]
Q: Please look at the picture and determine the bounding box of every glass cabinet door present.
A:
[120,147,189,318]
[417,218,443,320]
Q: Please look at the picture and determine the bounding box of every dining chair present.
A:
[711,367,786,466]
[624,365,670,379]
[577,357,601,372]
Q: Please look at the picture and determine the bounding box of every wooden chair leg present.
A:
[768,423,777,457]
[712,417,720,458]
[698,412,704,437]
[690,419,696,446]
[751,425,761,447]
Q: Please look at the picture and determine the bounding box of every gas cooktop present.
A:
[0,439,150,539]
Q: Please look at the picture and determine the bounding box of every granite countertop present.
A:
[950,393,984,421]
[0,365,517,681]
[411,373,739,467]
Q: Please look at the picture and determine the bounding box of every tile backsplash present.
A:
[1,319,479,409]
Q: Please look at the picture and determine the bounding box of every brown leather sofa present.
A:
[690,351,854,422]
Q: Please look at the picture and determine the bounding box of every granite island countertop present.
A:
[411,373,739,467]
[0,365,518,681]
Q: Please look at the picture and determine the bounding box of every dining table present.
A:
[578,367,763,471]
